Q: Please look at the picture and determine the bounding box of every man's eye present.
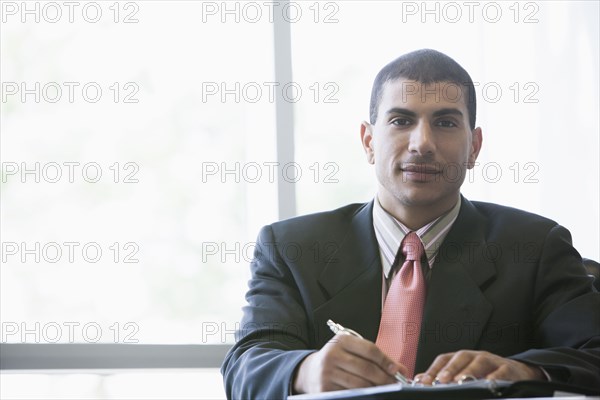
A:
[436,120,457,128]
[391,118,411,126]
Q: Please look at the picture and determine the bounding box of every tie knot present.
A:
[402,232,424,261]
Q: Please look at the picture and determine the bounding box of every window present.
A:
[1,1,277,345]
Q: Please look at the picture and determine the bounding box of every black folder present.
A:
[289,379,600,399]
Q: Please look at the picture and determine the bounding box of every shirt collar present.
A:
[373,195,462,278]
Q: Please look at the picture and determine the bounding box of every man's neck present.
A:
[376,193,461,231]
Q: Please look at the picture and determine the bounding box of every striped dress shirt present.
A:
[373,195,461,304]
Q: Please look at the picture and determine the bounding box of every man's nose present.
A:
[407,121,435,155]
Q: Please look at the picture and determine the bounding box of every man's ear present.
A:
[467,127,483,168]
[360,121,375,164]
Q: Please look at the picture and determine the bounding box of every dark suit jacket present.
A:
[221,197,600,399]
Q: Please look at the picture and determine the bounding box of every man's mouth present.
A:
[398,163,442,182]
[399,163,442,174]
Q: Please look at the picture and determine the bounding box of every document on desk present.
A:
[289,379,511,400]
[288,379,598,399]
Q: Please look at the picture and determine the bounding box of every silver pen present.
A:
[326,319,412,385]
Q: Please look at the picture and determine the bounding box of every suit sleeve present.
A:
[221,225,315,400]
[509,224,600,388]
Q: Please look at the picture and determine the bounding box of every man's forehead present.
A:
[380,78,468,110]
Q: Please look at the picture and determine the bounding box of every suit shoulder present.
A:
[470,200,559,230]
[267,202,369,241]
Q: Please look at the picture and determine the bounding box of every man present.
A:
[221,49,600,399]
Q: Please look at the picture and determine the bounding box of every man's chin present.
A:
[394,189,458,209]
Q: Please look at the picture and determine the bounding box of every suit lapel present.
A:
[415,197,496,372]
[313,201,383,344]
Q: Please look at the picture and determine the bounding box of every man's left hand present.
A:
[414,350,546,384]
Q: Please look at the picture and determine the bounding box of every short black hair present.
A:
[369,49,476,130]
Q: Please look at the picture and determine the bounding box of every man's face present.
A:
[361,79,482,214]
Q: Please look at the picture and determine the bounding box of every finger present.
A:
[338,361,404,386]
[413,373,432,385]
[315,369,347,393]
[316,339,380,391]
[450,352,499,382]
[328,364,380,390]
[335,360,397,388]
[420,352,454,385]
[332,337,401,386]
[393,363,410,378]
[327,383,345,392]
[434,351,481,384]
[337,335,405,378]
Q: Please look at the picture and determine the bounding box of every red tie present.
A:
[376,231,426,378]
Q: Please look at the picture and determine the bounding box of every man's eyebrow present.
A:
[385,107,464,118]
[432,108,463,118]
[385,108,417,117]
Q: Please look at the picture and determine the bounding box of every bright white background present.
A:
[1,1,598,399]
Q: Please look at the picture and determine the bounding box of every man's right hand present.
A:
[292,334,407,394]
